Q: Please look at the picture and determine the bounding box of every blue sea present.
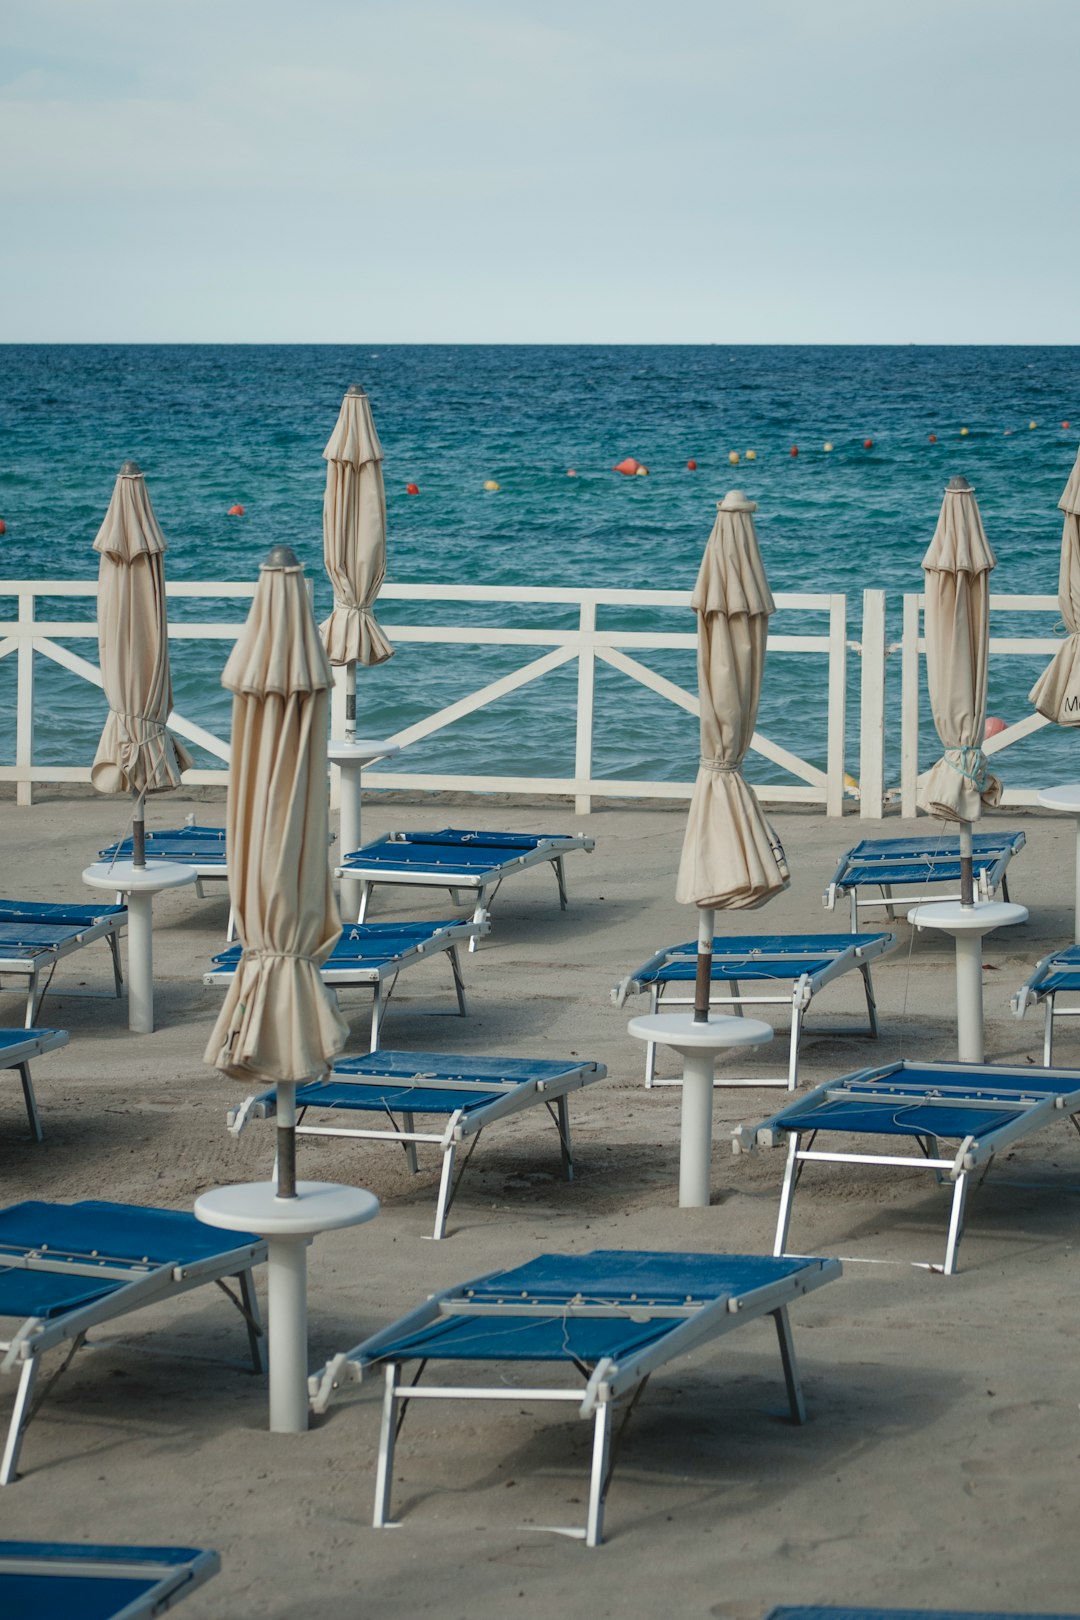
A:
[1,344,1078,790]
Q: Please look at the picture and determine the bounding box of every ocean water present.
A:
[1,344,1077,791]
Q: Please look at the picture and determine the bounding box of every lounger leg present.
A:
[237,1268,266,1374]
[448,948,468,1016]
[1001,873,1011,903]
[24,967,40,1029]
[943,1170,970,1276]
[1,1358,38,1485]
[357,882,372,926]
[772,1306,807,1424]
[850,889,859,932]
[432,1142,457,1240]
[401,1112,419,1176]
[553,855,568,910]
[469,888,493,951]
[774,1132,801,1257]
[644,987,660,1087]
[787,1006,801,1092]
[585,1400,614,1547]
[860,963,880,1039]
[226,906,237,944]
[373,1363,401,1528]
[555,1095,573,1180]
[370,984,384,1052]
[17,1061,42,1142]
[1044,996,1055,1067]
[107,933,124,996]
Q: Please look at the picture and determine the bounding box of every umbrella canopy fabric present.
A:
[918,477,1002,823]
[320,386,394,669]
[205,549,348,1085]
[90,463,192,795]
[675,492,790,911]
[1029,446,1080,725]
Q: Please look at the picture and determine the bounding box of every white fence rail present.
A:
[0,579,848,815]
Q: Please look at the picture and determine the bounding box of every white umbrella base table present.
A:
[195,1179,379,1434]
[1037,784,1080,943]
[907,899,1029,1063]
[82,859,196,1035]
[627,1012,773,1208]
[328,740,400,917]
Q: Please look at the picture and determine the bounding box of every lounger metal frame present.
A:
[205,918,487,1050]
[1013,945,1080,1066]
[229,1051,608,1239]
[310,1249,840,1546]
[614,933,895,1089]
[0,1541,220,1618]
[822,832,1025,930]
[0,1200,266,1483]
[0,1028,69,1140]
[337,828,594,947]
[0,903,126,1027]
[735,1057,1080,1274]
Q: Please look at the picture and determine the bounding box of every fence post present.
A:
[16,591,34,807]
[825,595,847,816]
[574,600,596,816]
[328,666,346,811]
[900,592,921,818]
[858,590,887,818]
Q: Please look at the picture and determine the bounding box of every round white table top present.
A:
[195,1179,379,1238]
[82,859,197,894]
[627,1012,774,1052]
[1037,783,1080,815]
[327,739,400,766]
[907,899,1029,934]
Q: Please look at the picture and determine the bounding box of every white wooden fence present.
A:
[0,577,1070,817]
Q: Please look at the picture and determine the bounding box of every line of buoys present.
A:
[227,503,245,516]
[406,482,420,495]
[483,479,500,492]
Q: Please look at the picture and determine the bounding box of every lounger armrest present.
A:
[611,976,634,1007]
[309,1351,357,1413]
[1011,985,1035,1018]
[822,884,838,911]
[730,1125,758,1155]
[228,1093,272,1136]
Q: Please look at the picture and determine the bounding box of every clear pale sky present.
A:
[2,0,1078,344]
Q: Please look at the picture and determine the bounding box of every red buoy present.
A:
[406,483,420,495]
[928,433,937,443]
[985,715,1007,739]
[789,445,798,457]
[227,503,245,516]
[863,438,874,450]
[0,518,6,535]
[686,459,697,470]
[1064,421,1072,430]
[566,468,578,477]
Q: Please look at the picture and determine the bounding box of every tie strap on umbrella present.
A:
[699,759,741,773]
[943,745,992,788]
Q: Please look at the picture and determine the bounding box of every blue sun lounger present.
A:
[613,933,897,1089]
[0,1541,219,1619]
[735,1058,1080,1274]
[336,828,595,944]
[228,1049,608,1240]
[0,1200,265,1484]
[0,1028,69,1140]
[823,831,1025,930]
[310,1247,841,1546]
[205,919,487,1050]
[0,902,126,1028]
[99,823,235,934]
[766,1610,1080,1620]
[1012,945,1080,1065]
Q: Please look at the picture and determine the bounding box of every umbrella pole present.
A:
[959,819,974,908]
[276,1080,298,1199]
[345,661,357,744]
[131,788,146,869]
[694,907,714,1022]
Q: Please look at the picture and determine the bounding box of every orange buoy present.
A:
[1063,421,1071,430]
[0,518,6,535]
[863,438,874,450]
[406,483,420,495]
[985,715,1007,739]
[613,457,640,476]
[686,459,697,470]
[227,503,245,516]
[790,445,799,457]
[928,433,937,443]
[566,468,578,477]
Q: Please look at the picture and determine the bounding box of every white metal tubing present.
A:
[679,1050,716,1207]
[858,589,887,818]
[954,932,986,1064]
[125,891,155,1035]
[266,1236,311,1433]
[337,757,364,918]
[574,599,596,816]
[826,594,847,817]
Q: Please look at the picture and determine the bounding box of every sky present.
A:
[2,0,1078,344]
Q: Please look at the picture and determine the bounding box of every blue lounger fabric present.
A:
[767,1610,1080,1620]
[836,833,1022,889]
[631,934,885,985]
[0,1542,218,1620]
[100,826,226,865]
[212,920,467,972]
[298,1050,590,1116]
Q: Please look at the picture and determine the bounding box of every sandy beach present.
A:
[1,789,1077,1619]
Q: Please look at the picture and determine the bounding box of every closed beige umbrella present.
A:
[675,491,790,1017]
[91,461,192,857]
[919,475,1002,843]
[1029,446,1080,724]
[320,384,394,705]
[205,544,347,1194]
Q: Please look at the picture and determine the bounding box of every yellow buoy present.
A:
[728,450,740,465]
[1029,420,1038,429]
[634,465,649,476]
[483,479,500,492]
[823,441,833,452]
[843,772,860,798]
[745,449,756,460]
[960,426,969,436]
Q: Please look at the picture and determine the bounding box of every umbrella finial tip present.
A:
[263,544,301,570]
[946,474,973,493]
[718,489,757,512]
[345,383,366,397]
[119,460,142,477]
